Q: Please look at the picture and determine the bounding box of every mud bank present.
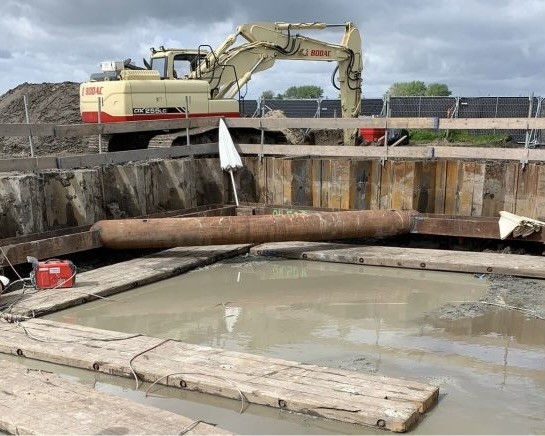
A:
[433,274,545,320]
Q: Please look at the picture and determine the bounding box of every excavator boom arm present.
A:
[192,22,362,118]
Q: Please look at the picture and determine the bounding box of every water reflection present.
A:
[46,257,545,435]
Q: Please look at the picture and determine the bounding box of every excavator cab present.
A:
[149,48,209,80]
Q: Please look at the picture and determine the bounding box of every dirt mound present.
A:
[263,109,344,145]
[0,82,95,157]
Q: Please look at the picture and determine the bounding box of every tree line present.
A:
[260,81,452,99]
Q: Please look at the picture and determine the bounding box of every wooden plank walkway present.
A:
[0,358,227,434]
[1,244,250,318]
[250,241,545,278]
[0,319,438,433]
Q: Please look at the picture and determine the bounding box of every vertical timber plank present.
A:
[349,160,373,210]
[444,161,460,215]
[369,160,381,210]
[535,165,545,220]
[504,162,518,214]
[291,159,312,207]
[459,162,475,216]
[414,161,436,213]
[272,158,284,205]
[434,160,447,214]
[282,159,292,205]
[330,159,350,210]
[471,163,485,217]
[390,161,405,210]
[482,162,505,217]
[311,159,322,207]
[379,160,392,210]
[515,164,538,217]
[321,160,332,208]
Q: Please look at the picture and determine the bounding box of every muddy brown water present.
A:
[31,257,545,434]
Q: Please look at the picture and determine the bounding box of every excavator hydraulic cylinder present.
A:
[92,209,417,250]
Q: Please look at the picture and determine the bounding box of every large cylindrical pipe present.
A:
[92,209,417,250]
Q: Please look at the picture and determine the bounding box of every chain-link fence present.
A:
[243,96,545,144]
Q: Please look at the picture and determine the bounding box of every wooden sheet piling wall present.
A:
[240,156,545,219]
[2,154,545,239]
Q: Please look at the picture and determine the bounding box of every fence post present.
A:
[97,97,103,154]
[23,95,35,157]
[259,98,265,162]
[185,95,190,148]
[524,92,534,150]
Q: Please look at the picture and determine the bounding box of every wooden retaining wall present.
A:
[1,154,543,238]
[240,157,545,219]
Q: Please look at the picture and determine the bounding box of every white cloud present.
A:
[0,0,543,98]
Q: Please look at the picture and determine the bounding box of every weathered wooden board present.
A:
[0,319,438,432]
[4,117,545,140]
[413,161,437,213]
[290,158,312,207]
[1,244,250,317]
[433,161,447,214]
[251,241,545,279]
[0,359,227,435]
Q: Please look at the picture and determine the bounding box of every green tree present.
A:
[281,85,324,99]
[388,81,451,96]
[426,83,452,96]
[260,90,275,100]
[388,81,427,96]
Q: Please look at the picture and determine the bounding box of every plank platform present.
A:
[1,244,250,317]
[0,359,227,434]
[250,241,545,278]
[0,319,438,433]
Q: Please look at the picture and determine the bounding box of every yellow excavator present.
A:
[80,22,363,151]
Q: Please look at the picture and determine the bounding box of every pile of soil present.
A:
[0,82,95,157]
[263,109,344,145]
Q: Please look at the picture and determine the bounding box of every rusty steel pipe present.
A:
[91,210,418,250]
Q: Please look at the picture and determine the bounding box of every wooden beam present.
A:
[237,144,545,162]
[251,241,545,279]
[0,359,227,434]
[0,319,437,432]
[3,116,545,139]
[0,230,102,267]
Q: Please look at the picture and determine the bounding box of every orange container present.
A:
[35,260,76,289]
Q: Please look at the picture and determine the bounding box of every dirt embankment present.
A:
[0,82,95,157]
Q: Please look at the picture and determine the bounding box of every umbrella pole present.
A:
[229,169,240,206]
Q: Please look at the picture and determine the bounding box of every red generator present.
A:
[34,259,76,290]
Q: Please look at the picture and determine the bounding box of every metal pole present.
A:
[524,92,534,149]
[185,96,190,146]
[259,98,265,162]
[493,96,499,135]
[260,98,265,145]
[229,169,240,206]
[97,98,103,154]
[92,209,418,250]
[23,95,35,157]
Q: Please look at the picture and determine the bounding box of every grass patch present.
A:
[409,129,511,145]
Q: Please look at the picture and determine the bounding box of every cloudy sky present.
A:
[0,0,544,99]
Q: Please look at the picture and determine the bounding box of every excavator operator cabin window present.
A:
[150,57,167,79]
[173,58,193,79]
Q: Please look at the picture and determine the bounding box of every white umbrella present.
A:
[219,118,243,206]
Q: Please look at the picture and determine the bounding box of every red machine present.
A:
[34,259,76,290]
